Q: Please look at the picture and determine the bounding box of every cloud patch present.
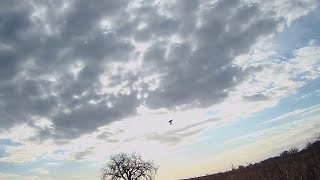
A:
[0,0,318,143]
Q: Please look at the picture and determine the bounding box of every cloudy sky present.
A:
[0,0,320,179]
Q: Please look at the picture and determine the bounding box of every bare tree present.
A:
[288,147,299,154]
[101,153,158,180]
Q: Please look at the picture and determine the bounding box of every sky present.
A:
[0,0,320,179]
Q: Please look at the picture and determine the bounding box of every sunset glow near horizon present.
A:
[1,0,320,180]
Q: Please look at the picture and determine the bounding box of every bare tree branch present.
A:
[101,153,157,180]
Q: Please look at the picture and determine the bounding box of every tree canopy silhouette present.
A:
[101,153,158,180]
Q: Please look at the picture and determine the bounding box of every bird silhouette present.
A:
[168,119,173,125]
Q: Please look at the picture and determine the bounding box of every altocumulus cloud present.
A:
[0,0,318,144]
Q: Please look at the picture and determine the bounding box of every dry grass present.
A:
[182,136,320,180]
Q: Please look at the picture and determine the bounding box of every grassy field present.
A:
[182,134,320,180]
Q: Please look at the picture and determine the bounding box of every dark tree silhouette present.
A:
[288,147,299,154]
[101,153,158,180]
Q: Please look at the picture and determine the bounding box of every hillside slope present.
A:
[182,138,320,180]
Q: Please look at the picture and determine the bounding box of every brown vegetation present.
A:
[182,133,320,180]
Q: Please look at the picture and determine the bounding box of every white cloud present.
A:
[228,42,320,118]
[258,104,320,125]
[0,173,21,180]
[31,168,51,175]
[46,162,60,166]
[0,141,57,164]
[255,0,318,25]
[0,173,52,180]
[0,123,38,144]
[34,117,54,130]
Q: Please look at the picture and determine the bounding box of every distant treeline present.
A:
[182,133,320,180]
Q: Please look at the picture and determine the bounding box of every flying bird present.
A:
[168,119,173,125]
[249,2,256,6]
